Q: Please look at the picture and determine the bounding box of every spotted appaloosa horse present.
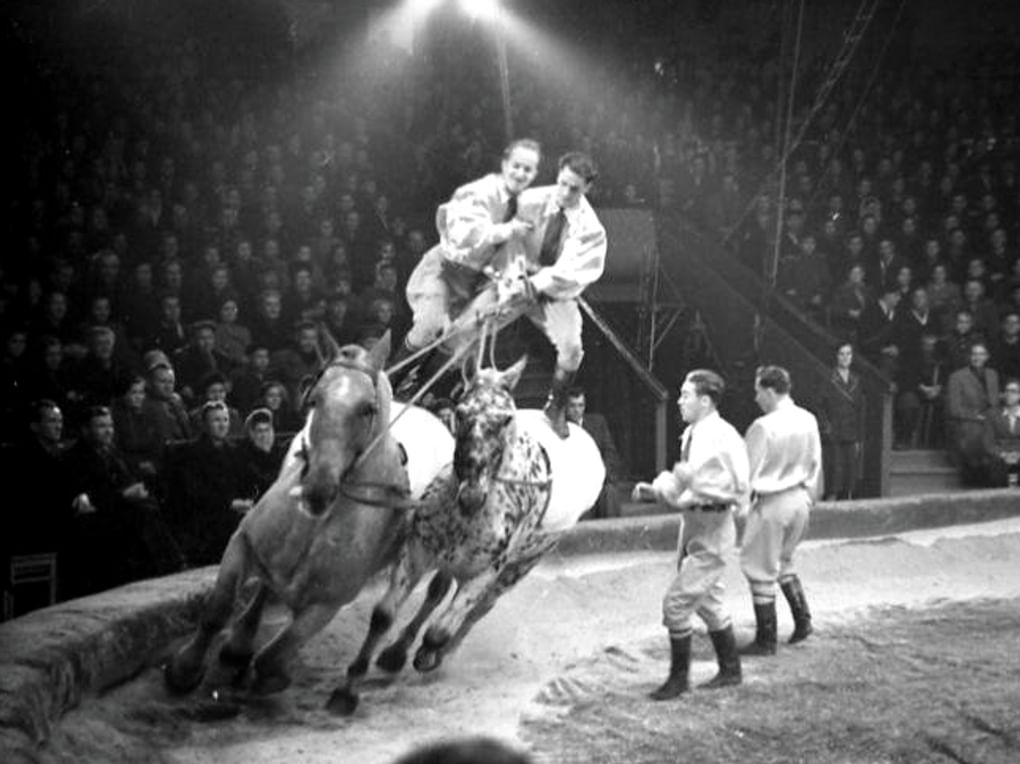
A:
[163,332,453,709]
[333,355,605,714]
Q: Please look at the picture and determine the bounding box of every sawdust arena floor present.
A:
[38,517,1020,764]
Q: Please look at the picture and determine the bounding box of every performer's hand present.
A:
[631,481,657,502]
[503,219,533,241]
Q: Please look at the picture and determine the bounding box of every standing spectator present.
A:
[829,263,872,343]
[819,343,864,501]
[858,286,902,381]
[740,366,822,656]
[896,332,946,450]
[946,341,999,485]
[630,369,748,699]
[565,386,626,519]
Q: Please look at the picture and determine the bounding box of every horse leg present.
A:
[326,549,432,716]
[218,582,270,670]
[377,569,454,672]
[164,534,249,694]
[250,601,338,696]
[414,537,557,672]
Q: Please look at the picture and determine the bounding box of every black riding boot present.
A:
[701,625,742,689]
[650,633,691,700]
[780,575,813,644]
[543,367,575,439]
[739,601,778,656]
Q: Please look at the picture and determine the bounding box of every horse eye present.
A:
[360,403,377,418]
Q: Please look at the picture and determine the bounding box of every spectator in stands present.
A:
[961,278,1000,338]
[271,320,323,408]
[946,341,999,486]
[982,378,1020,488]
[248,288,290,353]
[173,319,233,405]
[258,379,302,433]
[151,293,188,357]
[214,297,251,367]
[830,263,872,343]
[143,360,192,443]
[944,309,986,373]
[238,407,285,502]
[112,374,164,484]
[322,292,361,347]
[73,325,132,410]
[896,331,946,450]
[858,285,901,381]
[819,342,865,500]
[994,311,1020,383]
[777,232,829,324]
[65,405,183,595]
[565,386,625,519]
[4,401,73,602]
[187,371,244,438]
[926,262,962,336]
[166,400,249,567]
[27,335,74,414]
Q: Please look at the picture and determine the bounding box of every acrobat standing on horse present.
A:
[393,146,608,440]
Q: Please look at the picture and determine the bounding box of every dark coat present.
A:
[819,370,865,443]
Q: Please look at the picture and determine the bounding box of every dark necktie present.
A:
[681,430,693,463]
[539,207,567,266]
[502,194,518,223]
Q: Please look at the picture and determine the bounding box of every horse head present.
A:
[453,355,527,513]
[298,329,393,516]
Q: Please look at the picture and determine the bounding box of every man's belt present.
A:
[688,502,730,513]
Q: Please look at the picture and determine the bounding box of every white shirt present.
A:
[745,397,823,500]
[651,410,750,510]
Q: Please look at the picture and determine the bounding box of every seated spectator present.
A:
[946,341,999,486]
[271,320,323,408]
[166,401,250,567]
[993,311,1020,383]
[283,264,325,325]
[1,327,31,426]
[248,288,290,353]
[322,292,362,347]
[961,278,1000,338]
[238,407,285,502]
[982,378,1020,488]
[228,342,273,417]
[143,360,192,443]
[214,297,251,367]
[150,293,188,357]
[926,263,962,336]
[3,401,74,608]
[895,331,946,450]
[188,371,244,438]
[777,232,829,325]
[858,286,901,381]
[565,386,626,519]
[829,263,872,343]
[122,261,162,352]
[64,405,184,596]
[259,379,303,433]
[819,342,865,500]
[112,374,165,484]
[943,309,987,373]
[27,335,75,414]
[173,319,234,405]
[72,325,134,411]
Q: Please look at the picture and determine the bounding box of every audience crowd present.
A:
[3,0,1020,614]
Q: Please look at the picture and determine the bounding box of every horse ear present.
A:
[319,323,343,362]
[367,330,392,372]
[501,355,529,391]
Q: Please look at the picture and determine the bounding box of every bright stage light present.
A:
[458,0,499,22]
[410,0,444,15]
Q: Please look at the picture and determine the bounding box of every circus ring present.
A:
[2,490,1019,764]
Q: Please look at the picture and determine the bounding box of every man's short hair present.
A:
[565,385,586,400]
[559,151,598,183]
[684,369,725,404]
[756,365,792,395]
[504,137,542,159]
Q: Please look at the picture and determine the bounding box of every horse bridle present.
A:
[300,356,412,510]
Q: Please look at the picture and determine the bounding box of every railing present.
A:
[578,297,671,473]
[655,212,893,497]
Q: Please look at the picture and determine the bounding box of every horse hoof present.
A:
[251,670,291,696]
[218,644,254,669]
[325,687,360,716]
[376,645,408,673]
[412,648,442,673]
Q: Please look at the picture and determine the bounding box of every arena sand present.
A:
[35,517,1020,764]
